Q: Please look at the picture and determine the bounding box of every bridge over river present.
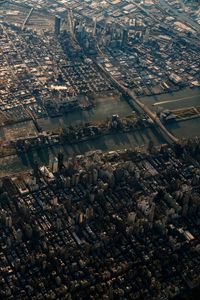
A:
[96,62,179,144]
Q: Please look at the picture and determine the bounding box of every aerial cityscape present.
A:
[0,0,200,299]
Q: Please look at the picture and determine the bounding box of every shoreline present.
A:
[0,124,148,160]
[1,112,200,161]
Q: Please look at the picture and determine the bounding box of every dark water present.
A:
[0,89,200,177]
[141,88,200,111]
[167,118,200,139]
[0,128,165,177]
[37,94,133,131]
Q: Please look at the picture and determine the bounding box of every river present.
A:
[0,89,199,177]
[141,88,200,111]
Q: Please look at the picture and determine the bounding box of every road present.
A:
[22,7,34,30]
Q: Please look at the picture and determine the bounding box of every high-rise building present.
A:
[58,152,64,172]
[143,28,150,43]
[33,160,40,180]
[122,28,129,47]
[52,157,58,173]
[55,15,61,36]
[149,202,155,223]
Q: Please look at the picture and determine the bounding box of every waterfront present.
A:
[37,94,133,131]
[0,128,165,178]
[0,88,199,177]
[167,118,200,139]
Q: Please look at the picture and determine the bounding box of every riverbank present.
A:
[0,87,199,177]
[0,114,147,159]
[0,126,166,178]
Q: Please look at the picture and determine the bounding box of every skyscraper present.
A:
[55,15,61,36]
[122,28,129,47]
[58,152,64,172]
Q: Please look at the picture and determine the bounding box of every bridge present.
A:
[96,62,179,144]
[126,88,179,144]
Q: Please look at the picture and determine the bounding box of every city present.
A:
[0,0,200,299]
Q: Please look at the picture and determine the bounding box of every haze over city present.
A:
[0,1,200,299]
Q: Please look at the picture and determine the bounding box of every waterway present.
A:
[0,128,165,178]
[37,94,133,131]
[141,88,200,111]
[142,87,200,140]
[0,89,199,177]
